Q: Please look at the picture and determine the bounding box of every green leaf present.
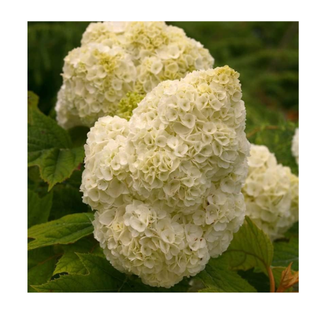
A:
[28,246,60,292]
[195,256,257,292]
[224,216,274,274]
[28,166,48,195]
[273,237,299,271]
[53,237,101,276]
[29,147,84,191]
[28,213,94,250]
[28,189,53,228]
[28,105,72,150]
[32,253,126,292]
[28,94,84,190]
[54,253,87,277]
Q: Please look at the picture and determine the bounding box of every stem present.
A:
[267,266,275,292]
[118,275,129,292]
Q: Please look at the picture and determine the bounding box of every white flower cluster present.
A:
[242,144,299,241]
[56,21,214,129]
[81,66,250,288]
[291,128,299,165]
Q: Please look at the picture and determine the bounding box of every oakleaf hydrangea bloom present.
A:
[242,144,299,241]
[56,21,214,129]
[291,128,299,165]
[81,66,250,288]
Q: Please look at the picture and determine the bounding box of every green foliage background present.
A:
[27,21,299,292]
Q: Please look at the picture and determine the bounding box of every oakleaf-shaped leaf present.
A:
[225,216,274,274]
[28,92,84,190]
[195,256,257,292]
[276,262,299,292]
[28,213,94,250]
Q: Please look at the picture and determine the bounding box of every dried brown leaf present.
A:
[276,262,299,292]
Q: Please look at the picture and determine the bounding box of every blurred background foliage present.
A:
[28,21,298,173]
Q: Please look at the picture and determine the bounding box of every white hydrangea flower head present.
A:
[55,85,85,129]
[81,21,128,45]
[291,128,299,165]
[242,144,299,241]
[56,44,137,129]
[81,66,250,288]
[56,21,214,129]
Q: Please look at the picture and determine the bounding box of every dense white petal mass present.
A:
[81,66,250,288]
[55,21,214,129]
[291,128,299,165]
[56,45,136,129]
[242,144,299,241]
